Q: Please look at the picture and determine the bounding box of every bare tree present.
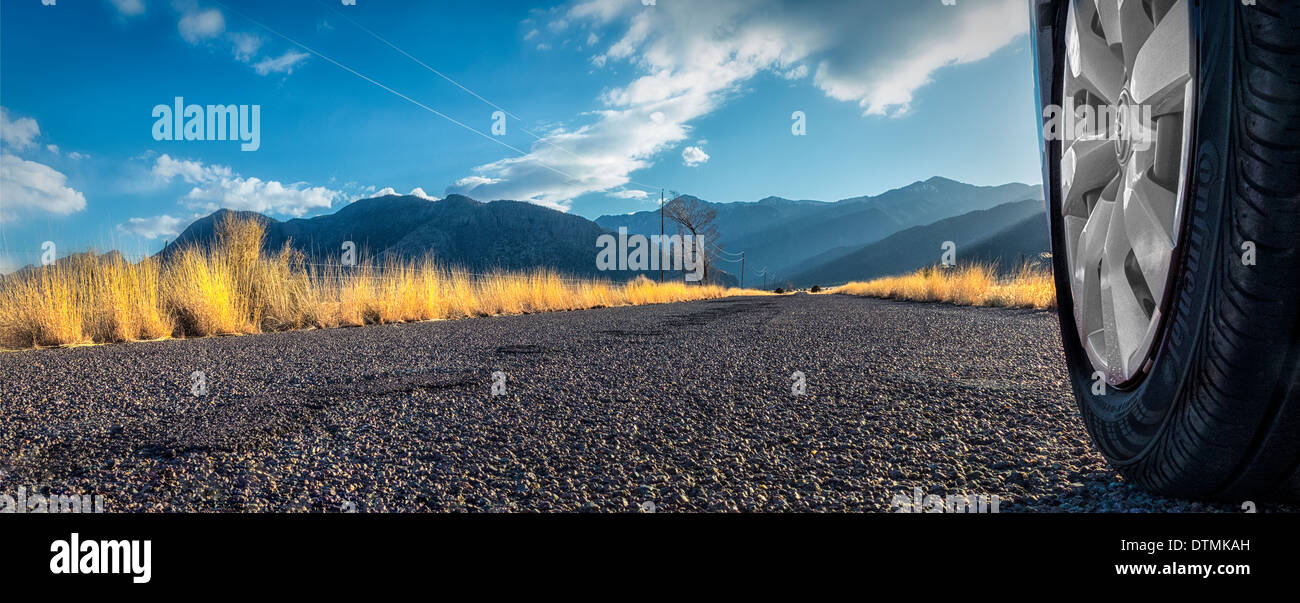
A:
[663,195,719,284]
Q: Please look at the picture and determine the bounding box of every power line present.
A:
[310,0,669,196]
[213,0,581,185]
[315,0,523,122]
[709,243,743,258]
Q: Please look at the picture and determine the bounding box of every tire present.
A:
[1042,0,1300,500]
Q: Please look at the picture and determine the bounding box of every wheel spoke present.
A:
[1100,197,1149,378]
[1062,137,1119,216]
[1077,192,1115,286]
[1113,0,1154,74]
[1063,214,1089,283]
[1075,192,1113,352]
[1123,163,1176,305]
[1130,0,1191,112]
[1092,0,1123,48]
[1067,0,1124,104]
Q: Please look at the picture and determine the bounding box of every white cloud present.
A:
[681,146,710,167]
[151,154,340,217]
[153,153,231,183]
[609,189,648,200]
[809,0,1028,116]
[253,50,310,76]
[0,108,86,223]
[172,3,303,77]
[178,8,225,44]
[0,107,41,152]
[567,0,628,23]
[229,32,264,63]
[449,0,1026,207]
[110,0,146,16]
[374,187,398,197]
[118,215,185,240]
[451,175,501,190]
[0,153,88,221]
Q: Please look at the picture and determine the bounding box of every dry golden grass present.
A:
[0,253,175,348]
[829,262,1057,310]
[0,215,768,350]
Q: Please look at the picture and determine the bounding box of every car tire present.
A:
[1043,0,1300,499]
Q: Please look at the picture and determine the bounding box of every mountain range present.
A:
[163,193,612,277]
[788,199,1048,287]
[594,177,1043,280]
[155,177,1046,287]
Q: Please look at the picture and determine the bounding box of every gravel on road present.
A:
[1,293,1291,512]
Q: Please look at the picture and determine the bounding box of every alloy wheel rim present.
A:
[1059,0,1195,386]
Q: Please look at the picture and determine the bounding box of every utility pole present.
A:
[740,252,745,289]
[659,188,664,283]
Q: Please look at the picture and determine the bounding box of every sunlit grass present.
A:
[828,262,1057,310]
[0,215,769,350]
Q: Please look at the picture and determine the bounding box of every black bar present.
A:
[3,513,1286,589]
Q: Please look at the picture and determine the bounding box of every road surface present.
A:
[0,293,1288,512]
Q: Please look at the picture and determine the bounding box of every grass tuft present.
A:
[828,262,1056,310]
[0,215,769,350]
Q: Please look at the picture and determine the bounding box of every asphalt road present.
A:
[0,293,1291,512]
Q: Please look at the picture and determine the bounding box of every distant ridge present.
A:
[148,177,1044,288]
[596,177,1043,278]
[788,199,1048,287]
[162,193,612,277]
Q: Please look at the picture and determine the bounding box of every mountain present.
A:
[595,194,831,242]
[154,177,1042,288]
[5,250,128,279]
[831,177,1042,230]
[959,213,1051,270]
[595,177,1042,278]
[161,193,739,285]
[163,194,614,277]
[788,199,1047,287]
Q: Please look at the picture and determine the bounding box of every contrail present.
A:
[313,0,670,195]
[213,0,581,184]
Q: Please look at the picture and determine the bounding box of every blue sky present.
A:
[0,0,1040,270]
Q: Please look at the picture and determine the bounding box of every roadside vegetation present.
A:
[827,262,1056,310]
[0,215,768,350]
